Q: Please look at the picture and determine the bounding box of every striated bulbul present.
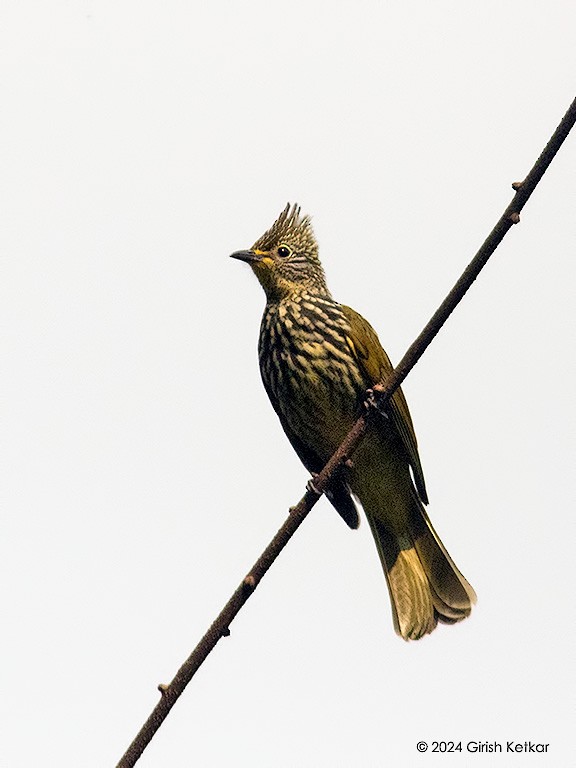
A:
[230,204,475,640]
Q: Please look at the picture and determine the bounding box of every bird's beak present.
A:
[230,249,275,270]
[230,249,260,263]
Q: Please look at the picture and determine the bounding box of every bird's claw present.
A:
[364,388,377,410]
[307,476,321,495]
[364,388,390,419]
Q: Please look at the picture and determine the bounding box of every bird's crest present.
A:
[252,203,315,253]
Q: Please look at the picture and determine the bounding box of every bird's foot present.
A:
[364,388,390,419]
[364,388,376,409]
[306,475,321,496]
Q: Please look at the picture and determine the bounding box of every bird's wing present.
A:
[341,304,429,505]
[261,377,360,529]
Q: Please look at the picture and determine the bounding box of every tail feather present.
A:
[387,547,437,639]
[367,496,476,641]
[411,491,476,615]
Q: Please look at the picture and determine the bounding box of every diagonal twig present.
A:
[116,96,576,768]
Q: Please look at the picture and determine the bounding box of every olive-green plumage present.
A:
[231,204,475,640]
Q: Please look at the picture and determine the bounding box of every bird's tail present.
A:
[367,492,476,641]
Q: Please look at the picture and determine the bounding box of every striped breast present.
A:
[258,291,365,458]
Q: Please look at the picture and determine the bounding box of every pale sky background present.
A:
[2,2,575,767]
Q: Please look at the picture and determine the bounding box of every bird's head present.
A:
[230,203,329,300]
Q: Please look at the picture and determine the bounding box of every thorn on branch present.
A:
[509,212,521,224]
[243,574,256,590]
[221,627,231,637]
[343,457,354,469]
[157,683,169,696]
[512,180,525,190]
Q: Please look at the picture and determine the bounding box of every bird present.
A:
[230,203,475,640]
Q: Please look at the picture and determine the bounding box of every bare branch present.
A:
[116,96,576,768]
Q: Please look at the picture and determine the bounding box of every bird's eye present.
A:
[277,245,291,258]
